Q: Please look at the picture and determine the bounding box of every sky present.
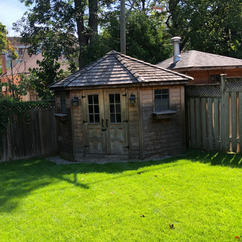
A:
[0,0,28,36]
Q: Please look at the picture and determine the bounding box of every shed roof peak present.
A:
[50,51,193,89]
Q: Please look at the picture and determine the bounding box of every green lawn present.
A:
[0,150,241,241]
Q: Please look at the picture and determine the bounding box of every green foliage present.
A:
[25,52,70,100]
[167,0,242,58]
[0,152,241,240]
[82,9,171,65]
[0,22,18,59]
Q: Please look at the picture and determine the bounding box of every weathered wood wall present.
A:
[0,104,57,162]
[55,91,74,161]
[140,85,186,159]
[186,75,242,152]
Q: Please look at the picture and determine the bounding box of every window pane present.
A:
[89,105,93,114]
[95,114,100,123]
[115,94,120,103]
[89,114,94,123]
[60,93,66,113]
[155,89,162,95]
[109,94,114,103]
[88,95,93,104]
[94,105,99,113]
[88,95,99,123]
[154,89,169,111]
[109,94,121,123]
[110,104,115,113]
[94,95,98,104]
[116,114,121,123]
[116,104,121,113]
[110,114,115,123]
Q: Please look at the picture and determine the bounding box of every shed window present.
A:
[18,48,23,55]
[60,93,66,113]
[88,95,100,123]
[154,89,169,111]
[109,94,121,123]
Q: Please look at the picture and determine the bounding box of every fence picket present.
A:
[207,98,213,150]
[195,98,202,148]
[213,98,220,150]
[189,98,196,148]
[0,101,57,162]
[231,92,237,152]
[201,98,207,150]
[186,76,242,153]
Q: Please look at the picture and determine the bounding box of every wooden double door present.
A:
[82,89,129,157]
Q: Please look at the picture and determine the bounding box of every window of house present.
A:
[210,74,221,83]
[88,95,100,123]
[60,93,66,113]
[109,94,121,123]
[18,48,23,55]
[154,89,169,112]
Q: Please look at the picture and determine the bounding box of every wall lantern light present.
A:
[129,94,136,104]
[72,96,79,106]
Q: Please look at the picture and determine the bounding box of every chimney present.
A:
[171,36,181,63]
[1,54,7,75]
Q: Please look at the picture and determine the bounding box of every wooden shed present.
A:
[50,51,193,161]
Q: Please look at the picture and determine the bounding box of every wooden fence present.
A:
[186,75,242,153]
[0,101,57,162]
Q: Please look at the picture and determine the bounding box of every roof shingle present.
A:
[157,50,242,70]
[50,51,192,89]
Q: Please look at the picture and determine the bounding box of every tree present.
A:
[98,4,171,64]
[166,0,242,58]
[15,0,102,69]
[0,22,17,59]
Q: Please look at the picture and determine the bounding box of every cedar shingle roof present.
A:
[157,50,242,70]
[50,51,192,89]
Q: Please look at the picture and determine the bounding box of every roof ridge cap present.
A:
[115,54,144,83]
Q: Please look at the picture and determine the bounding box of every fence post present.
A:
[220,74,227,151]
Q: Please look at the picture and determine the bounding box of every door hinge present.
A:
[125,145,129,149]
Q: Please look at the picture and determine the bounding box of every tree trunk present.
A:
[88,0,98,44]
[74,0,88,68]
[120,0,126,54]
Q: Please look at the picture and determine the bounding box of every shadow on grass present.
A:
[186,149,242,168]
[1,150,239,213]
[0,156,180,213]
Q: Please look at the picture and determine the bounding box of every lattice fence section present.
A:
[225,78,242,92]
[186,85,221,98]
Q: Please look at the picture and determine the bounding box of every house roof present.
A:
[50,50,193,89]
[1,53,68,77]
[157,50,242,70]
